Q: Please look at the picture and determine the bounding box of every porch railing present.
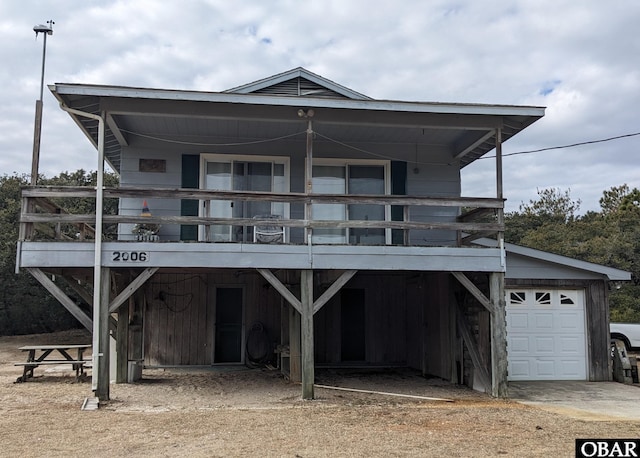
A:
[19,186,504,247]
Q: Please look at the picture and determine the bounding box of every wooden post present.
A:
[300,269,314,399]
[115,296,130,383]
[95,267,111,400]
[289,304,301,383]
[304,117,313,242]
[31,100,43,185]
[490,272,508,398]
[129,289,144,381]
[495,128,505,255]
[449,290,458,383]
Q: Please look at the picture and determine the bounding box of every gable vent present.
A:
[253,77,350,99]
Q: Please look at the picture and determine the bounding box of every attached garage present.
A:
[496,242,630,382]
[506,288,586,381]
[473,239,630,383]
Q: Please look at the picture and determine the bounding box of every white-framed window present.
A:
[311,158,391,245]
[200,154,290,242]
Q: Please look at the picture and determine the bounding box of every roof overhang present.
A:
[49,82,545,174]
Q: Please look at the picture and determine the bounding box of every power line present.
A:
[482,131,640,160]
[118,128,306,147]
[118,125,640,164]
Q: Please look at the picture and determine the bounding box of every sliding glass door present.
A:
[201,155,288,242]
[312,160,389,245]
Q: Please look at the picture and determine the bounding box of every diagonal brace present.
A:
[109,267,159,313]
[451,272,495,314]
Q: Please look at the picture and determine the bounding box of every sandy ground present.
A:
[1,330,639,457]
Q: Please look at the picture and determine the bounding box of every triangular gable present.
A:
[224,67,371,100]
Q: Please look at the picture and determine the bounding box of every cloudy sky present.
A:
[1,0,639,213]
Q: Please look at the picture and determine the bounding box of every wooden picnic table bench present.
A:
[14,344,92,383]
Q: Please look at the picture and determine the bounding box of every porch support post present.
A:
[115,297,129,383]
[490,271,508,398]
[496,127,506,265]
[304,116,314,242]
[300,269,315,400]
[95,267,111,401]
[495,127,503,201]
[289,305,301,382]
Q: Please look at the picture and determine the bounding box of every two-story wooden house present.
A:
[17,68,547,401]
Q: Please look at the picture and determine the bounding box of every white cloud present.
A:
[1,0,639,213]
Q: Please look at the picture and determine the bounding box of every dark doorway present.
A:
[214,288,243,363]
[341,289,365,361]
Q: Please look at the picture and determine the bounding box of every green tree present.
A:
[506,185,640,322]
[0,170,119,335]
[505,188,581,255]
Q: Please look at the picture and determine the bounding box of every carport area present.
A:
[509,381,640,421]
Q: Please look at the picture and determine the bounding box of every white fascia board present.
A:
[50,83,545,118]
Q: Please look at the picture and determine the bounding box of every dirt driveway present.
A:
[1,330,639,457]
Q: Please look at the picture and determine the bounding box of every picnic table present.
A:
[14,344,92,383]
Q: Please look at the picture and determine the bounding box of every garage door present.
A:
[506,289,587,381]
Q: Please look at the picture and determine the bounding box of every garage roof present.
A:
[475,239,631,281]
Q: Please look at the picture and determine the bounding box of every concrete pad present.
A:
[509,381,640,421]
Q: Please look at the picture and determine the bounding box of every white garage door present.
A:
[506,289,587,381]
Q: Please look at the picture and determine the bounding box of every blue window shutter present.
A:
[180,155,199,241]
[391,161,407,244]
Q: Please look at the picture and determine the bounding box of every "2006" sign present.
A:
[112,251,149,262]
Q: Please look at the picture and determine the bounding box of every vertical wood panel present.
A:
[405,278,423,370]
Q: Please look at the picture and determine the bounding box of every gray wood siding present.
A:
[144,270,282,366]
[119,147,183,241]
[116,139,465,246]
[144,272,210,365]
[422,273,454,379]
[142,269,457,379]
[405,150,460,246]
[313,273,407,365]
[505,253,604,280]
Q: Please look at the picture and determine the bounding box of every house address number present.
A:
[112,251,149,262]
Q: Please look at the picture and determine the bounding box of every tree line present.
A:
[0,171,118,335]
[0,171,638,335]
[504,185,640,322]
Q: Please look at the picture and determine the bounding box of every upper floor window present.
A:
[312,159,390,245]
[201,154,289,242]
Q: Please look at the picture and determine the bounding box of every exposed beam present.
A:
[27,268,92,331]
[453,130,495,161]
[108,267,159,313]
[106,113,129,146]
[451,272,495,314]
[257,269,302,314]
[313,270,357,314]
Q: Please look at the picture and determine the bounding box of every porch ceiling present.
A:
[50,83,544,174]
